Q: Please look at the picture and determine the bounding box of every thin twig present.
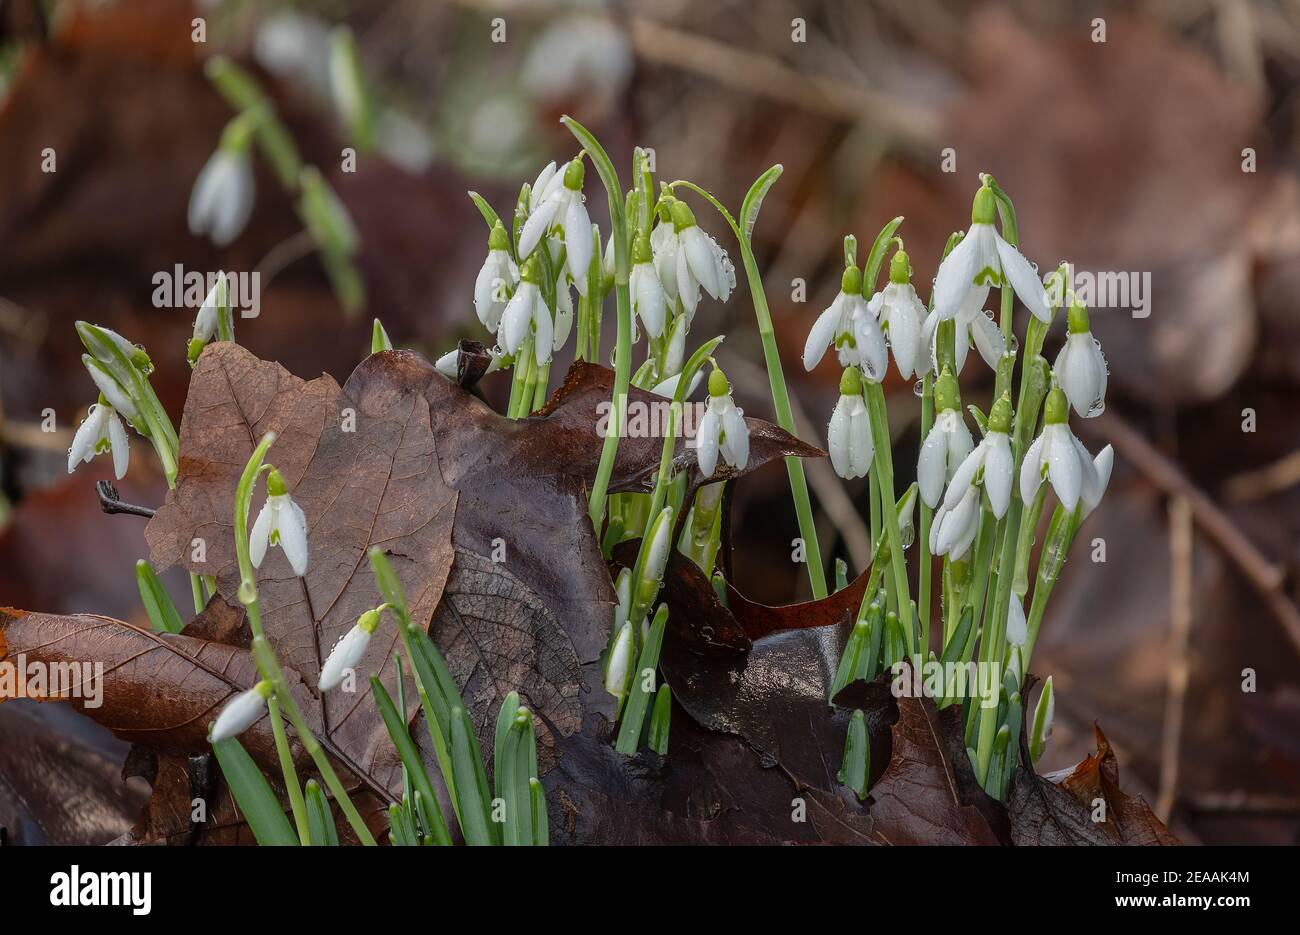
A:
[1223,446,1300,502]
[1183,792,1300,817]
[1079,414,1300,661]
[1156,495,1193,823]
[95,481,156,518]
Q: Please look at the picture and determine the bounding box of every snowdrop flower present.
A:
[519,158,593,291]
[920,297,1005,378]
[630,233,667,338]
[1054,300,1108,418]
[941,394,1014,519]
[932,183,1050,324]
[188,116,256,248]
[827,367,873,480]
[1081,444,1114,519]
[498,255,554,367]
[67,398,129,480]
[320,606,383,691]
[696,368,749,478]
[804,265,880,378]
[434,345,504,380]
[667,200,734,319]
[473,222,518,332]
[650,211,679,306]
[917,368,975,508]
[1019,387,1098,511]
[873,249,926,379]
[930,483,980,560]
[209,680,272,742]
[250,468,309,577]
[605,621,634,700]
[82,356,141,424]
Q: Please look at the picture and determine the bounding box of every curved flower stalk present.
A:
[933,183,1050,324]
[1054,299,1108,418]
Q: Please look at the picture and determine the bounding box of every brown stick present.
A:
[1079,414,1300,661]
[1156,496,1193,823]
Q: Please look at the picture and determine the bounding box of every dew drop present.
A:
[912,379,925,397]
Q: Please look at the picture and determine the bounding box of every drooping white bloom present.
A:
[666,200,734,319]
[826,368,873,480]
[473,222,518,332]
[917,370,974,508]
[874,250,927,379]
[1054,301,1107,418]
[651,218,679,306]
[941,395,1014,519]
[1019,388,1098,511]
[932,184,1050,324]
[605,621,634,699]
[930,484,980,560]
[803,265,886,380]
[650,367,703,400]
[921,298,1006,378]
[630,248,666,338]
[188,142,255,248]
[1081,444,1114,519]
[695,369,749,478]
[518,158,593,290]
[498,256,554,367]
[319,607,382,691]
[209,681,272,742]
[67,401,129,480]
[83,356,141,424]
[250,469,310,577]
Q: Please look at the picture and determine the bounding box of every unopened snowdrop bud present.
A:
[874,249,926,379]
[930,482,979,560]
[1006,595,1028,647]
[638,506,674,605]
[67,397,130,480]
[630,233,666,338]
[941,393,1014,519]
[896,484,917,547]
[560,159,593,292]
[77,321,154,378]
[932,182,1050,323]
[613,567,632,630]
[605,621,634,700]
[320,606,384,691]
[82,356,141,424]
[827,367,873,480]
[805,265,866,372]
[1019,388,1098,511]
[249,468,310,576]
[1029,675,1055,764]
[473,222,519,333]
[670,200,734,317]
[209,680,272,742]
[695,368,749,478]
[498,254,553,366]
[1081,444,1114,519]
[189,274,234,364]
[1054,300,1108,418]
[189,113,257,248]
[917,368,974,507]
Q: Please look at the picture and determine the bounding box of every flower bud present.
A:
[209,680,272,742]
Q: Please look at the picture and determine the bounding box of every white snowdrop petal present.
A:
[474,255,503,330]
[683,227,722,299]
[887,290,922,379]
[518,194,560,259]
[533,298,554,366]
[633,264,666,338]
[278,499,310,576]
[68,409,102,472]
[696,407,721,478]
[499,286,534,355]
[803,300,842,371]
[108,411,130,480]
[947,417,975,479]
[675,247,698,317]
[530,161,557,209]
[1046,429,1081,509]
[932,227,982,320]
[249,502,273,569]
[1006,597,1028,646]
[983,434,1013,519]
[854,310,889,382]
[849,400,874,478]
[942,443,985,513]
[970,310,1006,370]
[564,196,593,292]
[828,398,852,478]
[1020,434,1046,506]
[1083,444,1114,517]
[993,232,1051,322]
[720,401,749,471]
[320,624,372,691]
[209,687,267,742]
[918,422,949,508]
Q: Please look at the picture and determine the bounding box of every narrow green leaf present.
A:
[829,619,868,704]
[647,684,671,755]
[739,164,782,244]
[303,779,339,847]
[493,690,520,802]
[529,778,549,846]
[449,705,497,845]
[370,676,452,846]
[136,559,184,634]
[211,737,298,846]
[467,190,502,234]
[615,605,667,754]
[838,709,870,800]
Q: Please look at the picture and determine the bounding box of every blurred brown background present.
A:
[1,0,1299,844]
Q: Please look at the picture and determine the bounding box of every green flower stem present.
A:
[960,505,996,646]
[233,434,376,845]
[864,382,912,651]
[266,693,310,844]
[1023,505,1082,666]
[669,175,827,599]
[563,117,632,533]
[531,361,551,411]
[917,372,934,655]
